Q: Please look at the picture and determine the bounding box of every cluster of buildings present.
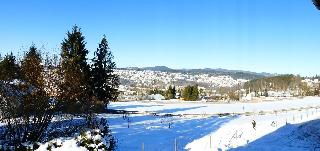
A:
[115,69,320,101]
[115,69,248,100]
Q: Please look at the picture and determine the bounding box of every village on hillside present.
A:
[116,68,320,102]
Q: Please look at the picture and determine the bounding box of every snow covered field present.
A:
[106,97,320,151]
[34,97,320,150]
[109,97,320,115]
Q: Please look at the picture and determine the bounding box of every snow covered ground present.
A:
[35,97,320,150]
[109,97,320,115]
[107,97,320,151]
[103,114,236,151]
[186,108,320,151]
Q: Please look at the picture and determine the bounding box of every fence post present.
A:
[210,136,212,148]
[174,138,177,151]
[142,142,144,151]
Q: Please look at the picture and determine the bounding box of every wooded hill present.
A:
[243,74,308,92]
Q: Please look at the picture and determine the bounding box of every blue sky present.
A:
[0,0,319,76]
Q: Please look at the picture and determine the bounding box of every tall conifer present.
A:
[59,25,92,113]
[92,35,119,108]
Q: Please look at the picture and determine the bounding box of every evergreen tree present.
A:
[182,85,199,101]
[59,25,92,113]
[165,85,176,99]
[313,0,320,10]
[0,53,20,82]
[191,86,199,100]
[104,37,119,103]
[92,35,119,108]
[165,85,173,99]
[148,88,165,95]
[21,45,44,88]
[172,86,176,99]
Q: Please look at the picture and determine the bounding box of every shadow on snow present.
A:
[109,104,163,110]
[107,114,237,151]
[231,119,320,151]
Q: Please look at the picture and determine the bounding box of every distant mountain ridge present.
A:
[143,66,172,71]
[118,66,276,80]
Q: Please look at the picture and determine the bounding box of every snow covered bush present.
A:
[45,139,62,151]
[76,118,116,151]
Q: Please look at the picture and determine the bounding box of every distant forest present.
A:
[244,74,319,96]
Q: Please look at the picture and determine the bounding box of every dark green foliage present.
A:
[0,53,20,81]
[58,25,92,114]
[91,35,119,108]
[56,26,117,149]
[148,88,165,95]
[313,0,320,10]
[165,85,176,99]
[21,45,44,89]
[244,74,301,92]
[182,85,199,101]
[76,118,116,151]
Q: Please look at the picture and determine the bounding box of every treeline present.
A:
[148,85,200,101]
[0,26,118,150]
[181,85,199,101]
[244,74,320,96]
[244,74,302,91]
[148,85,176,100]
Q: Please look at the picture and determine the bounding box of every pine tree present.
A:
[172,86,176,99]
[191,85,199,101]
[105,36,119,103]
[313,0,320,10]
[92,35,119,109]
[59,25,92,113]
[182,86,190,100]
[21,45,44,88]
[165,85,176,99]
[165,85,172,100]
[0,53,20,82]
[182,85,199,101]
